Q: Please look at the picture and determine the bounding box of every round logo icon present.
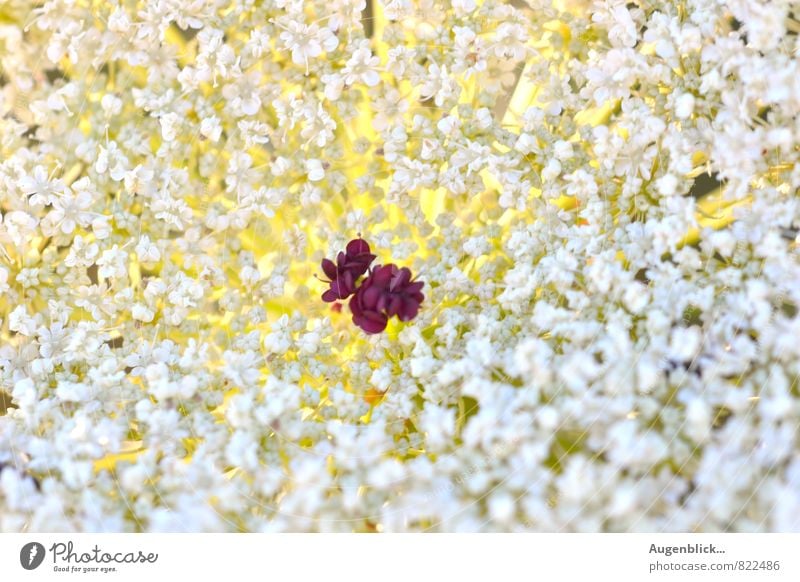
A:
[20,542,45,570]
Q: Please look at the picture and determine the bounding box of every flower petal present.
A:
[346,238,371,257]
[322,288,340,303]
[355,311,388,334]
[321,258,338,280]
[407,281,424,294]
[390,267,411,291]
[362,285,382,309]
[372,264,394,286]
[387,295,403,317]
[398,298,420,321]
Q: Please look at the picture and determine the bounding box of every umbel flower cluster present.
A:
[320,238,424,333]
[0,0,800,532]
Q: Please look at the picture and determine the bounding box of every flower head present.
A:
[319,238,376,302]
[349,264,425,334]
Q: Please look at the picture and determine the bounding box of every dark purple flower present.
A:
[319,238,376,302]
[349,264,425,334]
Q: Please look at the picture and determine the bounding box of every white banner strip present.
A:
[1,534,797,581]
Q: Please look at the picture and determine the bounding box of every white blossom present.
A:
[0,0,797,535]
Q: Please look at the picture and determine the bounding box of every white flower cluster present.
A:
[0,0,799,532]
